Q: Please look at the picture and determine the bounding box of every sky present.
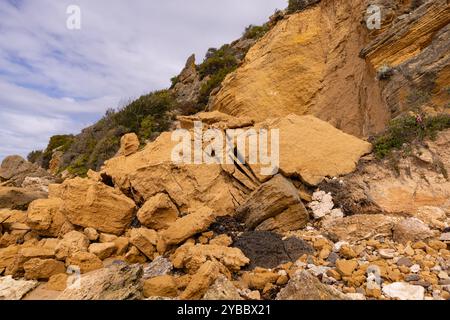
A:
[0,0,285,162]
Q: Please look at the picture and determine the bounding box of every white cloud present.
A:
[0,0,285,161]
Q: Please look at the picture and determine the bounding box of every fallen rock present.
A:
[0,276,38,300]
[322,214,398,242]
[308,191,335,220]
[124,246,147,264]
[84,228,99,241]
[382,282,425,300]
[6,246,56,277]
[393,218,434,244]
[335,260,358,277]
[137,193,180,230]
[118,133,140,157]
[66,252,103,274]
[0,155,53,187]
[0,187,47,210]
[276,271,348,300]
[55,231,90,261]
[45,273,68,291]
[143,275,178,298]
[23,258,66,280]
[180,261,221,300]
[130,228,158,259]
[143,256,173,279]
[203,275,243,300]
[88,243,116,260]
[158,207,215,252]
[58,177,136,235]
[58,263,143,300]
[236,175,308,231]
[26,198,73,237]
[242,270,280,290]
[172,244,249,273]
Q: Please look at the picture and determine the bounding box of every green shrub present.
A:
[243,24,270,40]
[198,66,237,106]
[41,135,74,168]
[66,154,89,177]
[373,113,450,159]
[287,0,320,14]
[27,150,43,164]
[198,45,238,79]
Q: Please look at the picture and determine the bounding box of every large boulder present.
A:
[23,258,66,280]
[249,115,372,185]
[58,263,143,300]
[101,131,249,216]
[26,198,73,237]
[55,231,90,261]
[0,187,47,210]
[393,218,434,244]
[276,271,348,300]
[57,177,136,235]
[236,175,308,231]
[0,276,38,300]
[321,214,400,242]
[157,207,216,252]
[0,155,53,187]
[137,193,180,230]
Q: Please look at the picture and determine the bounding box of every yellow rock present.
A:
[211,0,388,137]
[335,260,358,277]
[143,275,178,298]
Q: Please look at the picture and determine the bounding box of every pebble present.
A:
[379,249,396,259]
[405,274,421,282]
[410,264,421,273]
[440,233,450,242]
[438,271,449,280]
[382,282,425,300]
[326,252,339,266]
[397,257,414,268]
[333,241,349,253]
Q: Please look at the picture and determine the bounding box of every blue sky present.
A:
[0,0,285,161]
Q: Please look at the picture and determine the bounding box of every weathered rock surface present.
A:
[117,133,140,157]
[211,1,389,137]
[130,228,158,259]
[393,218,434,244]
[143,275,178,298]
[250,115,372,185]
[203,275,243,300]
[322,215,399,242]
[0,276,38,300]
[276,271,348,300]
[180,261,221,300]
[0,187,47,210]
[172,244,249,273]
[23,258,66,280]
[27,198,73,237]
[0,156,54,188]
[88,243,117,260]
[57,177,136,235]
[237,175,308,231]
[137,193,179,230]
[58,263,143,300]
[55,231,89,261]
[158,207,216,252]
[65,252,103,274]
[382,282,425,300]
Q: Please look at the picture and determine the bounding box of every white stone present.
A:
[382,282,425,300]
[0,276,38,300]
[379,249,396,259]
[308,191,334,219]
[410,264,421,273]
[438,271,448,280]
[333,241,349,253]
[440,233,450,242]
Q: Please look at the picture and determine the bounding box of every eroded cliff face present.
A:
[210,0,449,137]
[210,0,389,137]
